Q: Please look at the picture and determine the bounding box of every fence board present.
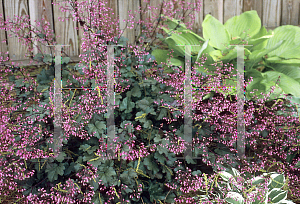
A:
[106,0,119,36]
[224,0,244,23]
[118,0,141,46]
[203,0,222,22]
[281,0,300,26]
[243,0,263,20]
[139,0,200,44]
[52,0,78,57]
[140,0,165,42]
[4,0,29,61]
[77,0,90,56]
[0,0,8,60]
[262,0,281,28]
[28,0,54,56]
[183,0,204,35]
[218,0,224,24]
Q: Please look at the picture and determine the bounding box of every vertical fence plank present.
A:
[218,0,224,24]
[183,0,204,36]
[131,0,141,45]
[203,0,222,22]
[118,0,141,46]
[224,0,244,23]
[52,0,78,57]
[140,0,165,40]
[281,0,300,26]
[236,0,243,16]
[140,0,164,25]
[262,0,281,28]
[77,0,90,56]
[106,0,124,43]
[0,0,8,60]
[140,0,192,43]
[106,0,119,37]
[118,0,130,43]
[77,0,119,56]
[4,0,29,61]
[28,0,54,56]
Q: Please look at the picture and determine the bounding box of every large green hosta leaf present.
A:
[202,14,231,51]
[159,14,187,32]
[266,25,300,59]
[248,26,274,51]
[151,30,205,73]
[163,31,204,58]
[265,64,300,83]
[246,40,285,70]
[157,14,204,60]
[225,192,245,204]
[262,71,300,98]
[267,189,287,203]
[245,68,300,102]
[220,47,251,63]
[266,56,300,65]
[151,49,171,66]
[224,10,261,40]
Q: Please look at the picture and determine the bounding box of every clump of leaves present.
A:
[2,0,300,203]
[191,166,294,204]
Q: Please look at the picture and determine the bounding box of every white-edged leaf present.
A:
[225,192,244,204]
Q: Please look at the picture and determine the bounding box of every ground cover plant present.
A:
[0,0,300,203]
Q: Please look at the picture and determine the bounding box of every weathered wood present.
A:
[77,0,90,55]
[77,0,119,56]
[281,0,300,26]
[140,0,165,41]
[262,0,281,28]
[224,0,244,23]
[139,0,204,43]
[4,0,30,61]
[28,0,54,56]
[218,0,223,24]
[106,0,119,36]
[0,0,299,64]
[183,0,204,35]
[243,0,263,19]
[52,0,79,57]
[203,0,222,22]
[118,0,141,46]
[0,0,8,60]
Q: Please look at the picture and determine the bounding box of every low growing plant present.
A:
[0,0,300,203]
[192,166,294,203]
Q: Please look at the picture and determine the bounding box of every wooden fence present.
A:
[1,0,300,66]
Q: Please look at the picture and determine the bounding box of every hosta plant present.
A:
[192,167,295,204]
[151,10,300,104]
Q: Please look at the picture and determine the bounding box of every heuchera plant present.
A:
[0,0,300,203]
[151,56,300,203]
[0,0,199,203]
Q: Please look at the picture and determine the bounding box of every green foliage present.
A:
[9,35,206,203]
[192,167,294,204]
[6,12,300,204]
[45,163,66,182]
[152,11,300,106]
